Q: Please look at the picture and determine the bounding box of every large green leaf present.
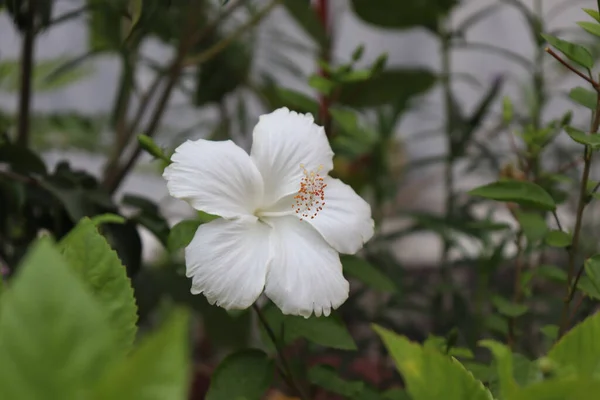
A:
[468,180,556,211]
[373,325,492,400]
[59,217,138,354]
[90,308,191,400]
[542,34,593,69]
[511,379,600,400]
[0,239,116,399]
[479,340,518,399]
[350,0,458,31]
[337,69,436,109]
[206,349,274,400]
[547,312,600,377]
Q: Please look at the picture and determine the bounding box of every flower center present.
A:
[292,164,327,221]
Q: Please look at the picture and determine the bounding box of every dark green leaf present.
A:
[515,211,547,242]
[565,126,600,149]
[308,365,364,397]
[206,349,274,400]
[168,220,202,253]
[281,0,327,46]
[308,74,336,95]
[341,255,397,293]
[468,180,556,211]
[569,87,596,110]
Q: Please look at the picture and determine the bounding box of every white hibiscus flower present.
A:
[163,107,374,318]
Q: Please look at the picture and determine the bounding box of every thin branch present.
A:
[552,210,564,232]
[16,0,37,147]
[252,304,310,400]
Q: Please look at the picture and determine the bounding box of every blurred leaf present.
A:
[0,239,116,399]
[491,295,528,318]
[565,126,600,149]
[541,325,559,341]
[262,304,356,350]
[373,325,493,400]
[479,340,517,399]
[569,87,596,110]
[91,308,190,400]
[308,74,335,95]
[206,349,274,400]
[337,69,436,109]
[542,34,593,69]
[123,195,170,246]
[511,379,600,400]
[584,9,600,23]
[350,0,458,32]
[341,254,397,293]
[138,134,169,162]
[0,143,47,175]
[168,219,202,253]
[59,217,138,354]
[281,0,326,46]
[584,255,600,295]
[515,211,547,242]
[308,365,364,397]
[468,180,556,211]
[258,85,319,115]
[545,230,572,248]
[578,21,600,38]
[87,0,126,51]
[0,57,92,93]
[547,312,600,377]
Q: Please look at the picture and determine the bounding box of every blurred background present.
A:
[1,0,599,398]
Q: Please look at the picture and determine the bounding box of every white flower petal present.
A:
[304,177,374,254]
[164,139,264,219]
[185,218,271,309]
[264,216,348,318]
[250,107,334,207]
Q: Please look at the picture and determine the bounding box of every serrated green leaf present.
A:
[468,180,556,211]
[308,365,365,397]
[90,308,191,400]
[565,126,600,149]
[206,349,274,400]
[545,230,572,248]
[542,34,593,69]
[515,211,548,242]
[491,295,529,318]
[570,87,597,110]
[578,21,600,37]
[0,239,116,399]
[59,218,138,354]
[168,219,202,253]
[548,312,600,377]
[373,325,492,400]
[341,255,397,293]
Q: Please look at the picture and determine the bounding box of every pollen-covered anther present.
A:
[292,164,327,221]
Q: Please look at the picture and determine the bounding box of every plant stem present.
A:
[558,92,600,337]
[16,0,36,147]
[252,305,310,400]
[508,233,524,349]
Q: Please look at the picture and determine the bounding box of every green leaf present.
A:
[341,255,397,293]
[258,86,319,116]
[262,304,356,350]
[350,0,457,31]
[545,230,572,248]
[548,312,600,377]
[479,340,517,399]
[491,295,529,318]
[206,349,274,400]
[138,134,169,162]
[308,74,336,95]
[535,264,567,283]
[468,180,556,211]
[373,325,493,400]
[59,217,138,354]
[541,325,559,341]
[584,255,600,294]
[511,379,600,400]
[515,211,548,242]
[541,34,593,69]
[91,213,126,226]
[308,365,365,397]
[281,0,327,46]
[168,219,202,253]
[569,86,596,110]
[584,8,600,22]
[0,239,116,399]
[337,69,436,109]
[578,21,600,38]
[91,308,191,400]
[565,126,600,149]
